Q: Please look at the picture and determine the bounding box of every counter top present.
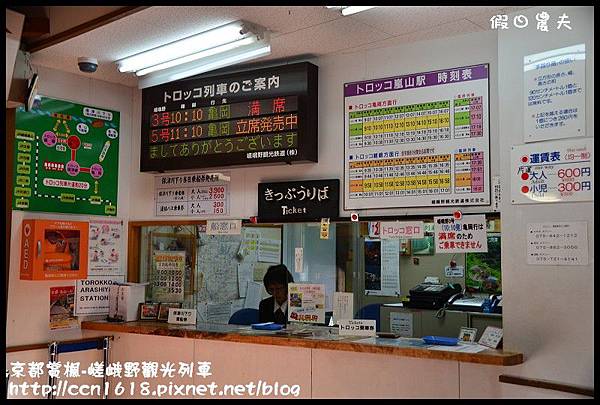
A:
[81,321,523,366]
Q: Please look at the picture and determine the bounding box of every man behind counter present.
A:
[259,264,294,325]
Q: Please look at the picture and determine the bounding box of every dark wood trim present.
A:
[6,109,16,323]
[499,374,594,397]
[25,6,150,53]
[6,336,113,354]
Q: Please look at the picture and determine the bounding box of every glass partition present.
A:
[134,217,501,337]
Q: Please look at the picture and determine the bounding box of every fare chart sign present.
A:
[511,138,593,204]
[141,62,318,171]
[155,171,230,216]
[344,64,490,210]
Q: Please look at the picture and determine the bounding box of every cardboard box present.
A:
[20,219,89,280]
[108,283,147,322]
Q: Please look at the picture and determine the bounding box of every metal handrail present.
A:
[6,336,113,353]
[499,374,594,397]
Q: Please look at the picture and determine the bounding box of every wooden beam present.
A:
[499,374,594,397]
[25,6,149,53]
[21,16,50,39]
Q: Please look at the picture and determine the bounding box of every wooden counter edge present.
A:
[81,321,523,366]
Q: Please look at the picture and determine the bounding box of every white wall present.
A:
[497,5,594,390]
[7,66,135,346]
[128,29,500,220]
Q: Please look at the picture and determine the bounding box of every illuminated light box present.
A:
[140,62,318,171]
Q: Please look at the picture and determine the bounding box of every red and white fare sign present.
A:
[379,221,424,240]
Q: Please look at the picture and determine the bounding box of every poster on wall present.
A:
[288,283,326,324]
[155,171,230,217]
[434,214,488,253]
[50,286,78,330]
[523,43,585,143]
[527,222,588,266]
[13,96,120,216]
[344,64,490,210]
[364,239,400,296]
[88,219,124,277]
[511,138,593,204]
[151,250,185,302]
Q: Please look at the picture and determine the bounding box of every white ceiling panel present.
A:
[333,18,485,56]
[28,6,533,87]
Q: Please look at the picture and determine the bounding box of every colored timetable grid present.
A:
[454,97,483,138]
[454,151,484,193]
[348,101,451,148]
[349,154,451,198]
[344,64,490,209]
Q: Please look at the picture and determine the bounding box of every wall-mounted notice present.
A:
[380,221,424,239]
[344,64,490,210]
[527,222,588,266]
[511,138,593,204]
[524,44,585,143]
[206,219,241,235]
[75,276,123,315]
[50,286,78,330]
[390,312,413,337]
[151,250,185,302]
[155,171,230,216]
[288,283,326,324]
[364,239,400,296]
[13,96,120,216]
[434,214,488,253]
[88,219,124,277]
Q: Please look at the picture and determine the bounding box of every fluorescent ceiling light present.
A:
[116,20,270,84]
[138,37,271,89]
[326,6,376,16]
[342,6,376,15]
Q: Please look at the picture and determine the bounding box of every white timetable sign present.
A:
[344,64,490,209]
[155,171,230,216]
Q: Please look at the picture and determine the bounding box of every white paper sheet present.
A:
[333,292,354,324]
[428,343,488,353]
[390,312,413,337]
[258,238,281,263]
[237,262,254,297]
[230,299,245,317]
[207,302,232,324]
[244,281,264,310]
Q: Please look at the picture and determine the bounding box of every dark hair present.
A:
[263,264,294,290]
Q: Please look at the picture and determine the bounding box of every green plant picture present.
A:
[465,233,501,295]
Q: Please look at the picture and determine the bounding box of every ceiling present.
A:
[29,6,531,88]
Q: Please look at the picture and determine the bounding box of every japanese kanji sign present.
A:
[344,64,490,210]
[527,221,588,266]
[379,221,424,239]
[434,214,488,253]
[524,43,586,143]
[155,171,230,217]
[511,138,593,204]
[258,179,340,222]
[141,62,318,171]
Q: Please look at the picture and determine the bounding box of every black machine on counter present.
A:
[404,283,463,310]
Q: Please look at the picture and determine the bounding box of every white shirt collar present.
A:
[274,300,287,313]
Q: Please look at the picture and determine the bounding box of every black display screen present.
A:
[140,62,318,172]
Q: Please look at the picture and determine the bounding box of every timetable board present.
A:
[344,64,490,209]
[13,96,119,216]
